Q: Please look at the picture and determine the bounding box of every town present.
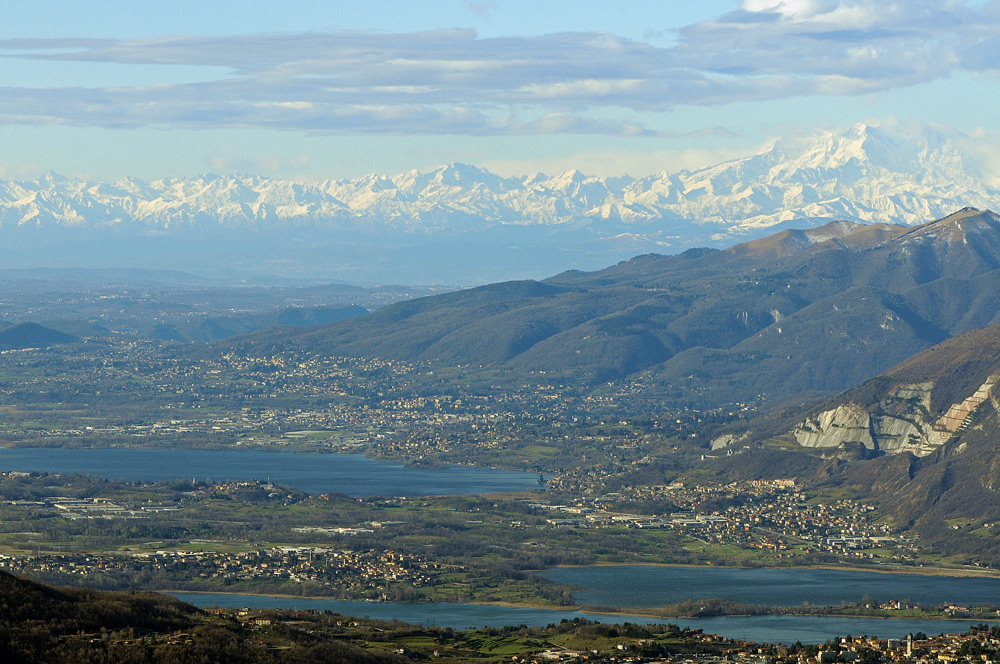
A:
[0,341,987,641]
[0,343,732,475]
[0,470,923,605]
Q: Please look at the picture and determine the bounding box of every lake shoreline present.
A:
[0,446,540,497]
[165,590,996,624]
[551,561,1000,579]
[166,588,999,644]
[167,589,578,612]
[163,561,1000,612]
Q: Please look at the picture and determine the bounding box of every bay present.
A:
[542,565,1000,608]
[170,592,991,644]
[0,447,540,496]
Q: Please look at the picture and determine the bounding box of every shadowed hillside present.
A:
[0,570,411,664]
[0,322,77,351]
[700,321,1000,564]
[228,209,1000,406]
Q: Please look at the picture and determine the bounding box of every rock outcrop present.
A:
[793,375,999,457]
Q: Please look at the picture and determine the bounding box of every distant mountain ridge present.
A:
[1,122,997,283]
[145,304,369,343]
[229,208,1000,408]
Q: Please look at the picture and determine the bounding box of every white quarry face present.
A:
[791,375,1000,457]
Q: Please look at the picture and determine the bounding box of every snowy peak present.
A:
[681,121,999,228]
[0,122,997,241]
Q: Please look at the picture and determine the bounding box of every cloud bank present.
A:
[1,0,997,135]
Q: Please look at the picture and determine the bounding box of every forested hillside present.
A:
[230,209,1000,406]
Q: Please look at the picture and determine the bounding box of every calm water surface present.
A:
[542,566,1000,608]
[0,447,540,496]
[170,592,991,644]
[7,447,995,642]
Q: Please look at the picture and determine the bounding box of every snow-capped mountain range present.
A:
[1,122,997,283]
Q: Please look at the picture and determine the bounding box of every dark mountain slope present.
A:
[146,321,188,342]
[646,287,950,403]
[851,322,1000,416]
[237,280,589,362]
[227,209,1000,406]
[0,570,412,664]
[703,321,1000,563]
[0,322,77,350]
[841,410,1000,562]
[0,569,198,632]
[0,569,198,663]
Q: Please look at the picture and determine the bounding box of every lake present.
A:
[0,447,541,496]
[541,565,1000,608]
[170,592,991,644]
[170,565,1000,642]
[6,446,996,642]
[174,565,1000,644]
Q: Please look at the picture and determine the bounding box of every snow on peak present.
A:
[0,122,996,236]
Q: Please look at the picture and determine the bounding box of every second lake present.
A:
[0,447,542,496]
[542,565,1000,608]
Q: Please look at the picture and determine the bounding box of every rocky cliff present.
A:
[792,375,999,456]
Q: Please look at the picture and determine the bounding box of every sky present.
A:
[1,0,999,182]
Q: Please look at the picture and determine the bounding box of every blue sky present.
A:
[2,0,999,182]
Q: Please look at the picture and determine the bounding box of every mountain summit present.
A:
[0,123,996,282]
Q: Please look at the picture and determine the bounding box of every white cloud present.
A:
[0,1,996,135]
[741,0,839,18]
